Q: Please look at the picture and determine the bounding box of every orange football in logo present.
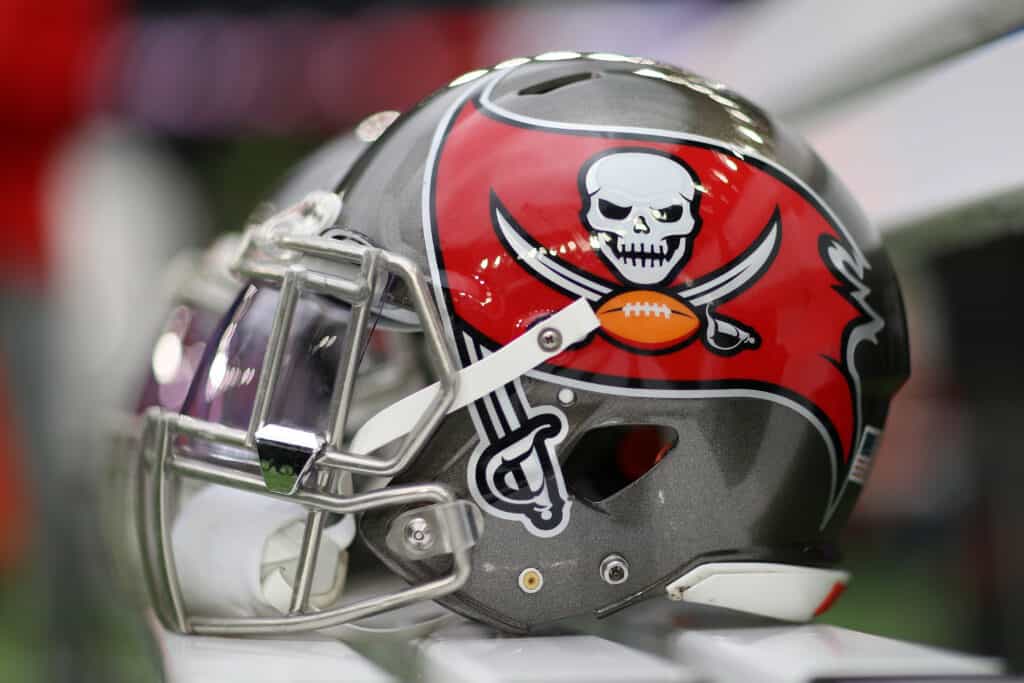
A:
[596,290,700,351]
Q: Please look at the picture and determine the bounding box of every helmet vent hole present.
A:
[519,72,596,96]
[563,425,677,503]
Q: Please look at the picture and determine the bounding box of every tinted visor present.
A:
[179,281,424,473]
[137,302,224,414]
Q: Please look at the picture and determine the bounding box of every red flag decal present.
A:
[422,72,882,534]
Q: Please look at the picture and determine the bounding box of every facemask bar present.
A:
[137,191,478,636]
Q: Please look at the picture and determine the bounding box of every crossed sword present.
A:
[494,203,780,352]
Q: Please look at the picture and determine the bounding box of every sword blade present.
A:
[494,202,612,303]
[677,216,780,306]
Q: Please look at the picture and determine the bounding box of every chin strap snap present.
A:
[665,562,850,622]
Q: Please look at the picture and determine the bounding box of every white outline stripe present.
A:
[421,65,883,528]
[462,332,507,438]
[477,72,868,265]
[476,68,883,528]
[525,370,838,500]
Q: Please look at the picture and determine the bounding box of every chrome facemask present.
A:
[137,191,598,636]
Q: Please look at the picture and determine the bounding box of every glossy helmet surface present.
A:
[138,54,909,636]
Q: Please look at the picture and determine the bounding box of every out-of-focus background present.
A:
[3,0,1024,680]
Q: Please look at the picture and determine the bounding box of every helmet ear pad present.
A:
[359,382,834,634]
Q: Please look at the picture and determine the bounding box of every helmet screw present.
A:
[600,554,629,585]
[403,517,434,552]
[518,567,544,594]
[537,327,562,352]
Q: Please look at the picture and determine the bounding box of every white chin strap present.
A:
[172,298,601,635]
[346,298,599,456]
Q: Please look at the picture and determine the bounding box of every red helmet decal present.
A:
[423,72,883,534]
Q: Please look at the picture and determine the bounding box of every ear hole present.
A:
[563,425,678,503]
[519,72,596,95]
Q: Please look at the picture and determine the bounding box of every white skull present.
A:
[583,151,698,285]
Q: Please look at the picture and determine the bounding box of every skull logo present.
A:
[581,150,701,285]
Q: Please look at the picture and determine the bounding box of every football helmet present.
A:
[136,53,909,636]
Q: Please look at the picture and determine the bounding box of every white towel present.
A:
[172,484,354,619]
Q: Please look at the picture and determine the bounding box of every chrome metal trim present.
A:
[136,193,474,636]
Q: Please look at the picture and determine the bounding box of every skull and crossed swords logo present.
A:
[494,148,780,354]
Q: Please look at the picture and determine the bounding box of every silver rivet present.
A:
[518,567,544,594]
[403,517,434,552]
[600,554,629,585]
[557,388,576,406]
[537,327,562,352]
